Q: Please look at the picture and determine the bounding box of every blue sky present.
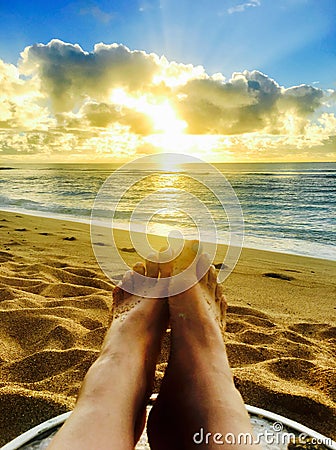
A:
[1,0,335,89]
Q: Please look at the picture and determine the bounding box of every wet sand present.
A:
[0,210,335,445]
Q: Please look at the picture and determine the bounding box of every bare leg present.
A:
[47,258,168,450]
[148,252,260,449]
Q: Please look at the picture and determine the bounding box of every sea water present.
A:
[0,162,335,260]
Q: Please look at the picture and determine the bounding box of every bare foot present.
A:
[110,256,170,443]
[148,249,259,450]
[47,256,169,450]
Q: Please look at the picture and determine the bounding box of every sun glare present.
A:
[110,88,187,138]
[150,101,187,135]
[109,89,229,159]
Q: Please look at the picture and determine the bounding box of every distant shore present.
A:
[0,210,335,445]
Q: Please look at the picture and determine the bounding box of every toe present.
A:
[196,253,211,283]
[208,265,218,286]
[159,247,173,278]
[216,283,228,310]
[133,261,146,276]
[112,270,134,304]
[121,270,134,293]
[146,252,159,278]
[215,282,226,299]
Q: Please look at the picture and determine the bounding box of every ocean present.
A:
[0,162,335,260]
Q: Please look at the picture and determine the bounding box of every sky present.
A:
[0,0,335,163]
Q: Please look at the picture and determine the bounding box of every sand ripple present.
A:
[0,212,335,445]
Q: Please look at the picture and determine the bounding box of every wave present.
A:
[1,162,335,261]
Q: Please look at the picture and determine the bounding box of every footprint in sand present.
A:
[263,272,295,281]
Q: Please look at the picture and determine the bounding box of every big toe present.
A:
[146,252,159,278]
[133,261,146,276]
[159,247,173,278]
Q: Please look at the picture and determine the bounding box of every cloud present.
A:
[79,5,114,23]
[20,39,160,112]
[228,0,261,14]
[79,101,155,135]
[0,39,335,161]
[174,70,325,135]
[173,73,258,134]
[279,85,324,115]
[0,59,53,130]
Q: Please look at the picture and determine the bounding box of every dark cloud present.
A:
[81,102,154,135]
[20,39,160,112]
[280,85,324,115]
[174,70,324,135]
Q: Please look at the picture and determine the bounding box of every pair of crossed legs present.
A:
[48,251,260,449]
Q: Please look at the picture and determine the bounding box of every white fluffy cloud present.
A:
[0,59,52,130]
[0,39,335,161]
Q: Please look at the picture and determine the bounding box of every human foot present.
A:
[109,256,170,443]
[169,249,227,337]
[148,246,258,450]
[47,257,170,450]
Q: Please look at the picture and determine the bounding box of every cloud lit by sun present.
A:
[110,88,187,136]
[0,39,335,163]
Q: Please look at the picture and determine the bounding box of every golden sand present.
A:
[0,210,335,445]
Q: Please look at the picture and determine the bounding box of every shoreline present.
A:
[1,207,335,262]
[0,210,335,444]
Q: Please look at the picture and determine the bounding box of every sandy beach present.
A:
[0,210,335,445]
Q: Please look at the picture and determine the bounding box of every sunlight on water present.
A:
[0,162,335,260]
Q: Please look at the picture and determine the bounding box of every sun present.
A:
[148,100,187,135]
[110,88,187,137]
